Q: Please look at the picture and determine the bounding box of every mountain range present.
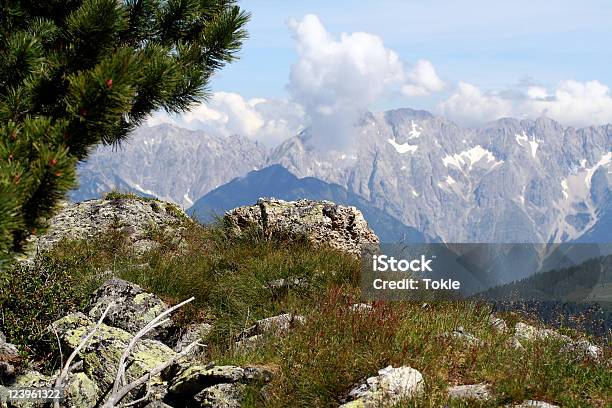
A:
[71,108,612,244]
[71,124,267,207]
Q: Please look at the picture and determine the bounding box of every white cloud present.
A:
[523,80,612,127]
[151,15,447,147]
[148,92,305,147]
[526,86,548,100]
[436,82,513,126]
[402,59,446,96]
[437,80,612,127]
[287,14,444,147]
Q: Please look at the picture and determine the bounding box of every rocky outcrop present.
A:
[167,365,245,396]
[1,279,271,408]
[339,365,424,407]
[29,197,190,255]
[194,383,245,408]
[225,199,379,257]
[173,323,213,353]
[166,364,272,407]
[88,278,174,342]
[51,312,176,395]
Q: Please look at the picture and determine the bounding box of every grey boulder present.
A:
[225,198,380,258]
[236,313,305,348]
[447,383,492,401]
[340,365,424,407]
[88,278,174,342]
[194,383,246,408]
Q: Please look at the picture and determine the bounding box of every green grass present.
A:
[104,190,156,201]
[0,222,610,406]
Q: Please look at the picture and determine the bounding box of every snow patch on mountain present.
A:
[408,120,422,139]
[528,139,539,158]
[553,152,611,241]
[442,145,501,170]
[515,132,528,146]
[515,131,541,158]
[388,137,418,154]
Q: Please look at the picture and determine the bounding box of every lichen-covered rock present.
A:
[168,365,244,397]
[238,313,304,339]
[63,372,100,408]
[29,197,189,255]
[236,313,305,348]
[173,323,212,352]
[447,383,492,401]
[194,383,246,408]
[4,371,52,408]
[225,199,379,257]
[340,366,424,407]
[242,365,275,383]
[51,313,176,392]
[88,278,173,342]
[8,371,51,389]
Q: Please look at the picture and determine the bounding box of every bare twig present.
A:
[68,360,83,372]
[53,302,113,408]
[119,381,151,407]
[107,297,195,406]
[50,325,63,370]
[104,341,202,408]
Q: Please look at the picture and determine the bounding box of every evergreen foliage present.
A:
[0,0,249,264]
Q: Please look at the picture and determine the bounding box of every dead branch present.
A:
[110,297,195,398]
[105,340,202,407]
[53,302,113,408]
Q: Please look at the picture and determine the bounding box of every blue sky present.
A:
[211,0,612,110]
[152,0,612,145]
